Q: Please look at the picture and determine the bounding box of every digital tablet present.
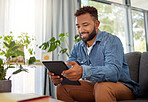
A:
[42,61,81,85]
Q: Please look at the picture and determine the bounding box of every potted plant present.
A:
[0,32,36,92]
[0,41,28,92]
[39,33,81,57]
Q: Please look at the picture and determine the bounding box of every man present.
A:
[48,6,139,102]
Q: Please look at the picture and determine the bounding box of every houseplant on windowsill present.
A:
[39,33,81,57]
[0,32,36,63]
[0,41,28,92]
[0,32,36,92]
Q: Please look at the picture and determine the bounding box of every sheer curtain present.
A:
[0,0,45,95]
[0,0,43,60]
[0,0,80,64]
[43,0,80,98]
[0,0,80,98]
[45,0,80,61]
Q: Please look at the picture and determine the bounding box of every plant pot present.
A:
[0,80,11,92]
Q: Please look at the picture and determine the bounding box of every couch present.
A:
[119,52,148,102]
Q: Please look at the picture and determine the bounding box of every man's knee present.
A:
[94,82,116,102]
[94,82,115,97]
[94,82,113,93]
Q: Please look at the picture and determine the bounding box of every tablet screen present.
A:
[42,61,68,76]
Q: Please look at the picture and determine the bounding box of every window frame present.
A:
[82,0,148,52]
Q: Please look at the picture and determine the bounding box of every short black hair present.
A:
[74,6,98,20]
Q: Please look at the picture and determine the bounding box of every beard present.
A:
[80,27,96,43]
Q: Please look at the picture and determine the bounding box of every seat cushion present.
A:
[139,52,148,98]
[125,52,141,83]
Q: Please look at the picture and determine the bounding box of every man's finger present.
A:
[66,61,77,66]
[62,68,73,76]
[51,75,60,79]
[52,78,63,84]
[48,72,54,75]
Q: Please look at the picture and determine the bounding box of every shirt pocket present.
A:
[76,57,87,65]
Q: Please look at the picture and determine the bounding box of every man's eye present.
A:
[84,24,88,26]
[77,26,80,28]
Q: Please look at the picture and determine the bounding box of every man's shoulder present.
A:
[100,31,119,40]
[101,31,114,37]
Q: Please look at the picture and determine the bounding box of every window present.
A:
[132,10,146,52]
[82,0,128,52]
[103,0,123,4]
[81,0,148,53]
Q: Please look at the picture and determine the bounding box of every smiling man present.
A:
[48,6,139,102]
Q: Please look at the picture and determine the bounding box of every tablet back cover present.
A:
[42,61,81,85]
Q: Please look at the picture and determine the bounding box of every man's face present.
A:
[76,13,98,42]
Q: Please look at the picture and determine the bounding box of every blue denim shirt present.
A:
[67,29,139,95]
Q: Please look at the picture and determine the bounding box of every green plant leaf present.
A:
[5,49,13,58]
[3,35,14,44]
[12,68,28,75]
[28,56,36,64]
[12,69,22,75]
[50,37,56,42]
[56,40,61,46]
[8,65,15,68]
[39,41,49,50]
[65,33,69,37]
[12,46,19,51]
[48,42,57,52]
[2,50,6,54]
[59,33,65,37]
[59,33,65,42]
[3,42,9,48]
[9,41,15,48]
[59,48,68,54]
[0,58,3,66]
[28,48,33,55]
[14,50,24,57]
[74,34,81,43]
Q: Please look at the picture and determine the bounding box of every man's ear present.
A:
[95,20,100,28]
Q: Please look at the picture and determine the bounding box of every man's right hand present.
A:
[48,72,63,84]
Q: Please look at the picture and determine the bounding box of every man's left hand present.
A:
[62,61,83,81]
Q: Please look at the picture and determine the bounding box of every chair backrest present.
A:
[125,52,141,83]
[139,52,148,98]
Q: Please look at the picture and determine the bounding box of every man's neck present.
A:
[87,31,98,47]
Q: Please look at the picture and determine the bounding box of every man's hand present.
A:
[48,72,63,84]
[62,61,83,81]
